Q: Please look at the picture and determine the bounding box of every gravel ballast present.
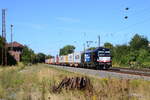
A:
[49,65,150,81]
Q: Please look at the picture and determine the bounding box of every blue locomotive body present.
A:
[82,47,112,69]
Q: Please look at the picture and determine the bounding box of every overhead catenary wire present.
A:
[48,1,150,55]
[110,4,150,36]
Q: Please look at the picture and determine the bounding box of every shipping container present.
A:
[61,55,68,65]
[56,55,59,64]
[50,58,55,64]
[45,59,48,64]
[59,56,63,64]
[68,53,74,63]
[49,58,52,64]
[46,59,50,64]
[73,52,82,67]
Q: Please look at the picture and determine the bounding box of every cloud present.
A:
[15,22,47,31]
[56,17,80,23]
[30,24,46,30]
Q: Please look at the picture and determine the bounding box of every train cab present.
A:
[83,47,112,69]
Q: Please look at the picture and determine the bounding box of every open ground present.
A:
[0,64,150,100]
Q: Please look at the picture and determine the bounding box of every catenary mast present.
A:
[1,9,7,66]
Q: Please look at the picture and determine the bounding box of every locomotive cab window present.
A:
[98,50,110,56]
[105,51,110,54]
[98,51,105,56]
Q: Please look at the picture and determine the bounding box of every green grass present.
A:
[0,64,150,100]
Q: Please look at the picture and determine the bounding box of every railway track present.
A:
[109,67,150,77]
[48,64,150,81]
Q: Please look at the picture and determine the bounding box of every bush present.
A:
[111,34,150,69]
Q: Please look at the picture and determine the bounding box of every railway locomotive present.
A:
[82,47,112,69]
[45,47,112,69]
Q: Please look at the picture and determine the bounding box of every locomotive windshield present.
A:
[98,50,110,56]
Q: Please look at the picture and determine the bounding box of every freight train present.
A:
[45,47,112,69]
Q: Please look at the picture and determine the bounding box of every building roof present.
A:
[7,41,24,48]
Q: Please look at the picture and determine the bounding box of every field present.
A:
[0,64,150,100]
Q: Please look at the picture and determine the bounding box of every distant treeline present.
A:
[21,45,52,65]
[104,34,150,68]
[1,34,150,68]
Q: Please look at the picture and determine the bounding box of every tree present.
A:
[112,45,130,64]
[87,47,96,50]
[0,36,3,48]
[0,36,3,65]
[59,45,75,55]
[36,53,46,63]
[104,42,113,49]
[45,55,53,59]
[129,34,149,50]
[21,45,35,65]
[111,34,150,68]
[137,49,150,63]
[7,52,17,65]
[0,36,4,65]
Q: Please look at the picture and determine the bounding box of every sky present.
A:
[0,0,150,56]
